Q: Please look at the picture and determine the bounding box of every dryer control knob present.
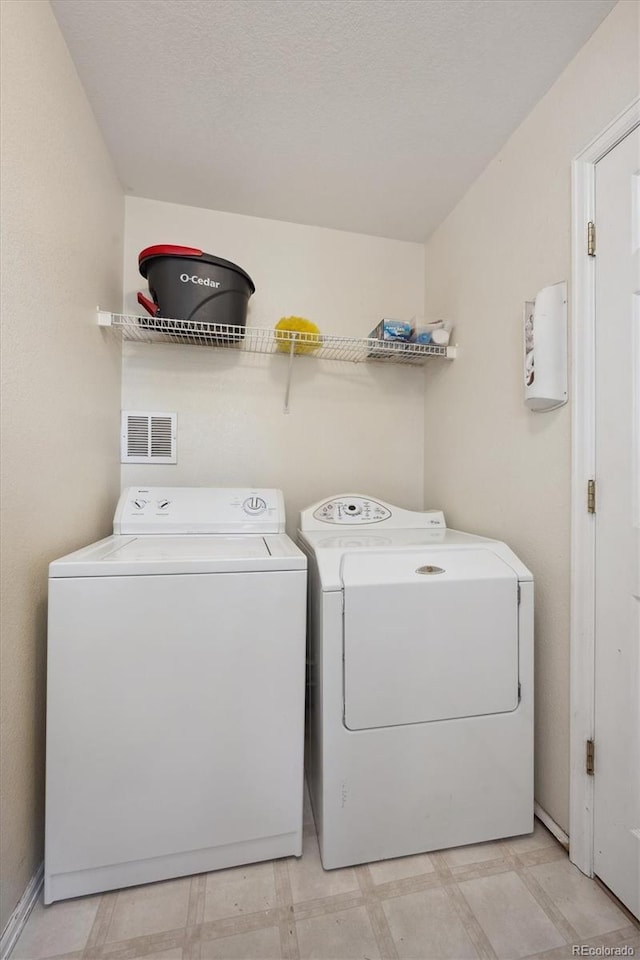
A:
[243,496,267,515]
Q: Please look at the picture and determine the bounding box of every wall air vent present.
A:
[121,411,177,464]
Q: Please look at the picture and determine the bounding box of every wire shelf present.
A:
[98,312,457,364]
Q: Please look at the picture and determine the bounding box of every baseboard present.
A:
[0,862,44,960]
[535,802,570,849]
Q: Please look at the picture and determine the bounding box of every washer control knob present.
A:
[133,499,147,510]
[157,499,171,509]
[243,496,267,515]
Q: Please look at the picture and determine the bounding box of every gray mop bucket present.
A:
[137,244,255,340]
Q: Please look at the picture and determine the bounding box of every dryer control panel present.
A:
[313,497,390,524]
[302,494,446,529]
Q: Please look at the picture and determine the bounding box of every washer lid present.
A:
[341,548,520,730]
[106,535,269,562]
[49,534,306,577]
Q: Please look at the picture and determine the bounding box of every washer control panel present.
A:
[313,497,391,524]
[114,487,285,534]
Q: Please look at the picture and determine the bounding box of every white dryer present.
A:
[298,494,533,870]
[45,487,306,903]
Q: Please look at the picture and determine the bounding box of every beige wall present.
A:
[122,198,427,531]
[422,0,639,832]
[0,0,123,931]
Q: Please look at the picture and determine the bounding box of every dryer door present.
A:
[341,549,519,730]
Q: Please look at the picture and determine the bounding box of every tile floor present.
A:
[12,789,639,960]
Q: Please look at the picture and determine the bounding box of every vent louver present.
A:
[121,412,177,464]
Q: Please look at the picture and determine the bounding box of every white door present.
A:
[593,125,640,919]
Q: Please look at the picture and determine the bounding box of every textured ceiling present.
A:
[52,0,616,241]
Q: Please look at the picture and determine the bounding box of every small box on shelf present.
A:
[368,318,414,342]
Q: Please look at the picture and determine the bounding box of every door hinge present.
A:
[517,583,521,604]
[586,739,595,775]
[587,479,596,514]
[587,221,596,257]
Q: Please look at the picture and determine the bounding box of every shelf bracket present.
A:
[283,335,298,414]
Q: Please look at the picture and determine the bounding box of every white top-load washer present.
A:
[45,487,306,904]
[298,494,534,870]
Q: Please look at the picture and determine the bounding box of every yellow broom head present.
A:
[274,317,322,354]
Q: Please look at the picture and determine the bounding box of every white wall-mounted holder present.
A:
[523,281,568,412]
